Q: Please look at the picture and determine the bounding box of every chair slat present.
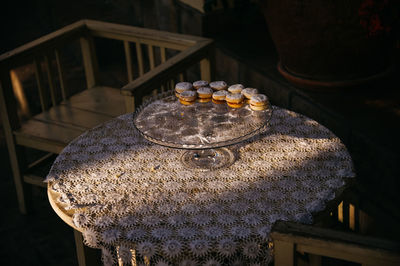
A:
[148,45,155,70]
[10,70,30,117]
[27,152,54,169]
[338,201,342,222]
[34,58,51,111]
[349,203,356,231]
[149,45,157,95]
[44,54,57,106]
[121,39,214,98]
[179,72,188,82]
[15,119,83,154]
[80,36,99,89]
[24,174,47,187]
[61,86,125,117]
[160,47,166,63]
[160,47,167,92]
[33,104,114,131]
[124,41,134,82]
[55,49,68,100]
[135,42,144,76]
[200,57,211,82]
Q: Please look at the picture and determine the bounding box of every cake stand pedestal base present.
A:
[181,148,236,171]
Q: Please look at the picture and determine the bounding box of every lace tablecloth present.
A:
[46,106,355,266]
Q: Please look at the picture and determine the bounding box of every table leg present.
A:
[73,229,101,266]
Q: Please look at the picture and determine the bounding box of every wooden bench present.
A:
[0,19,214,214]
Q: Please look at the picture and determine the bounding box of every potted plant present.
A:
[259,0,399,90]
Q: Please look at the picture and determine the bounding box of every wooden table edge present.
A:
[47,183,80,231]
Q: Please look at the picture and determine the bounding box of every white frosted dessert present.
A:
[249,94,269,111]
[193,80,209,89]
[210,81,228,91]
[228,84,244,94]
[241,88,259,99]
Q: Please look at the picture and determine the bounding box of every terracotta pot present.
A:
[259,0,394,90]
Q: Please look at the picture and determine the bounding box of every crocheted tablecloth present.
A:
[46,106,355,266]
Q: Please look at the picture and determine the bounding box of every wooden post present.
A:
[0,69,31,214]
[274,240,295,266]
[80,35,99,89]
[55,49,68,100]
[124,41,134,82]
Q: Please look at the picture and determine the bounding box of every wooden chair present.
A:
[271,180,400,266]
[0,19,214,214]
[271,221,400,266]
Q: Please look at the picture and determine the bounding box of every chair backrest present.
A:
[0,20,214,214]
[0,19,214,130]
[271,221,400,266]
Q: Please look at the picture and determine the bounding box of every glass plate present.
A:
[133,90,273,150]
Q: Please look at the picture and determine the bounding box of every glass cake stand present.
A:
[133,90,273,170]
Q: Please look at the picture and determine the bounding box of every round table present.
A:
[47,106,355,266]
